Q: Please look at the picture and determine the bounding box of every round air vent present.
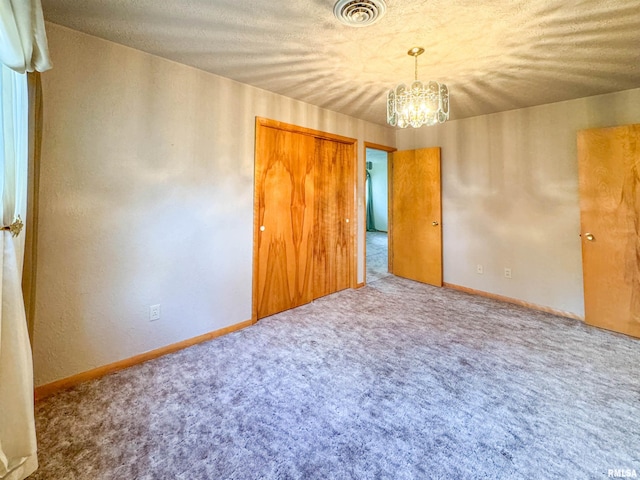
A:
[333,0,387,27]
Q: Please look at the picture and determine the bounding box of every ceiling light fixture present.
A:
[387,47,449,128]
[333,0,387,27]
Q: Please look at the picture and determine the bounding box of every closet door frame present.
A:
[252,117,358,323]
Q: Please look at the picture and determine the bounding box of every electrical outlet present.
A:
[149,304,161,321]
[504,268,512,279]
[476,264,484,274]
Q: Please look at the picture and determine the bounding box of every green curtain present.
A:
[366,171,376,232]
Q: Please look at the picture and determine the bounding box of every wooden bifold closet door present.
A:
[313,138,352,298]
[253,119,355,320]
[254,127,316,318]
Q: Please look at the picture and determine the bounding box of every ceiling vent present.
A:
[333,0,387,27]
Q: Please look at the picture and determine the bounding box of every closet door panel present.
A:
[255,127,315,319]
[313,139,352,298]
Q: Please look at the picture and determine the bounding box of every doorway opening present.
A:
[365,147,391,283]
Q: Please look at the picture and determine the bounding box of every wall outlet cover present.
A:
[149,304,161,321]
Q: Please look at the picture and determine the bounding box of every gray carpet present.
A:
[30,276,639,479]
[366,231,391,283]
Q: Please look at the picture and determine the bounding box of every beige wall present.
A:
[34,23,395,386]
[396,88,640,317]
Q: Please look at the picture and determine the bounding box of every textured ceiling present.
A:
[41,0,640,126]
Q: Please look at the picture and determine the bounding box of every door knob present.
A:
[260,226,266,232]
[584,232,594,241]
[432,221,439,226]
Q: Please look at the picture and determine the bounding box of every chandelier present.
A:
[387,47,449,128]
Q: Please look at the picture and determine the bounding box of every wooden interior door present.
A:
[390,147,442,286]
[255,126,316,319]
[313,139,352,298]
[578,124,640,338]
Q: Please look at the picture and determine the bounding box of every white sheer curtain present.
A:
[0,1,50,479]
[0,0,51,74]
[0,63,36,480]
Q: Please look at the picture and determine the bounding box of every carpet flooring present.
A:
[30,276,639,479]
[366,231,391,283]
